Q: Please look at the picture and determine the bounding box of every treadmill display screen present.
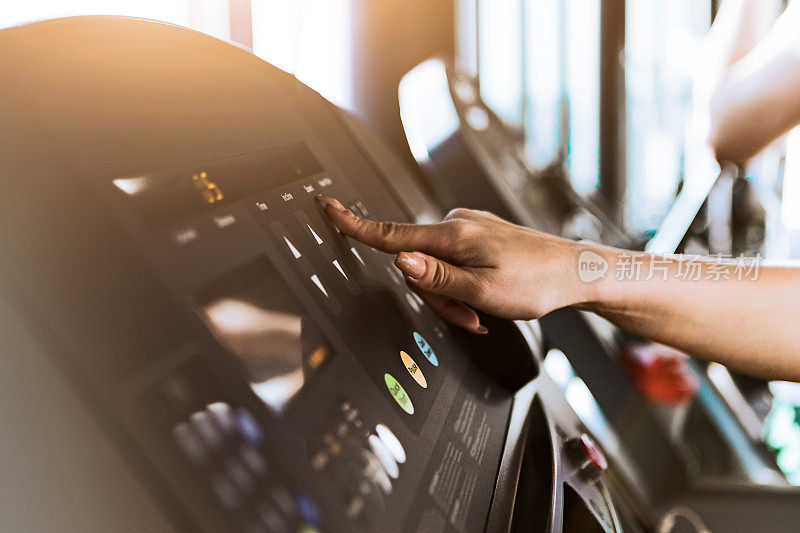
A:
[197,257,333,415]
[112,143,324,227]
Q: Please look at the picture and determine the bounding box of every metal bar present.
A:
[455,0,479,78]
[598,0,626,226]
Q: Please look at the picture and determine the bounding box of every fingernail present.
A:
[395,252,426,279]
[476,325,488,335]
[316,195,347,211]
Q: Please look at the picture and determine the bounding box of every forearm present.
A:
[708,59,800,166]
[584,248,800,381]
[695,0,780,100]
[703,0,800,165]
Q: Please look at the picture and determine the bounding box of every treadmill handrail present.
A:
[646,151,729,255]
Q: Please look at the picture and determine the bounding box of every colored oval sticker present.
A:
[400,351,427,388]
[413,332,438,366]
[384,373,414,415]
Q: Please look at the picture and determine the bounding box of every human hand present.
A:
[317,196,608,334]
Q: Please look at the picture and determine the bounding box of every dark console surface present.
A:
[116,143,515,531]
[0,18,513,532]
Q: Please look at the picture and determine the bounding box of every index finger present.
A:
[317,195,456,256]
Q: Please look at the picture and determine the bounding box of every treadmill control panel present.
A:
[109,141,513,532]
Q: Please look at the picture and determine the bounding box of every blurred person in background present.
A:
[692,0,800,167]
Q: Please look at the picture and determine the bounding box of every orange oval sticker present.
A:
[400,351,427,388]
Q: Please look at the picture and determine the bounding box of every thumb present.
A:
[394,251,480,305]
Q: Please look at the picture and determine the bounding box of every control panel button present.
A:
[190,410,223,450]
[160,374,196,406]
[172,227,199,246]
[307,224,324,245]
[224,456,256,494]
[283,236,303,259]
[350,246,365,265]
[234,408,265,447]
[408,291,424,307]
[348,200,369,218]
[211,473,241,510]
[385,266,402,285]
[239,444,268,475]
[172,421,207,464]
[400,351,427,388]
[567,433,608,483]
[256,500,289,533]
[269,485,297,519]
[332,259,348,280]
[207,401,234,434]
[368,434,399,479]
[345,495,365,520]
[362,449,392,495]
[413,332,439,366]
[375,423,406,464]
[295,494,322,525]
[404,293,421,313]
[384,373,414,415]
[310,274,329,297]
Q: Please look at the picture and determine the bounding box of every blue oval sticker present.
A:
[413,332,438,366]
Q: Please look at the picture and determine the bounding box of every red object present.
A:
[567,433,607,482]
[621,343,699,404]
[579,433,608,473]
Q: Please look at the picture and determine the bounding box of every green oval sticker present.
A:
[384,373,414,415]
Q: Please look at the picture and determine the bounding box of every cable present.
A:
[657,505,712,533]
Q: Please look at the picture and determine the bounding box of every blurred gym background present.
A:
[1,0,718,236]
[4,0,800,484]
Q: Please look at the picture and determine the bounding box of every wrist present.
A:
[571,242,622,313]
